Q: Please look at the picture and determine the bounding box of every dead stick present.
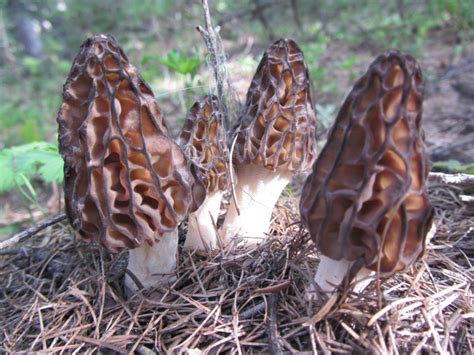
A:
[267,293,282,354]
[196,0,231,130]
[0,213,67,250]
[428,172,474,188]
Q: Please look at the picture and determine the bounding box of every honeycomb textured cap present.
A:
[234,38,316,172]
[299,50,434,274]
[57,34,201,253]
[178,95,230,193]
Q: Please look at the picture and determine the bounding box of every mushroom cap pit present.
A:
[178,95,230,194]
[300,50,434,274]
[233,38,317,173]
[57,34,204,253]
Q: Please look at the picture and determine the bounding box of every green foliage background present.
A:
[0,0,473,196]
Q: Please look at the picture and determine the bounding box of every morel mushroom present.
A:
[300,50,434,297]
[57,34,204,292]
[178,95,230,250]
[221,38,316,243]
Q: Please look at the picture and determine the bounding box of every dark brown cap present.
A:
[234,38,316,172]
[178,95,230,193]
[300,50,433,274]
[57,34,203,253]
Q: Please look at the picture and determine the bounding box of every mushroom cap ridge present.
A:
[300,49,434,274]
[234,38,317,173]
[178,95,230,194]
[57,33,204,253]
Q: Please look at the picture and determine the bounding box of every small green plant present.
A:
[0,141,64,194]
[158,50,204,79]
[143,49,205,128]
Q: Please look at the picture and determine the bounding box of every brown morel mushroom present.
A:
[178,95,230,250]
[221,38,316,244]
[57,34,204,292]
[300,50,434,298]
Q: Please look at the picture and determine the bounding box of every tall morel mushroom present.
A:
[300,50,434,298]
[57,34,204,292]
[178,95,230,250]
[221,38,317,244]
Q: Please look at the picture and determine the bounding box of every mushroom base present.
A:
[221,164,292,244]
[307,222,438,299]
[124,231,178,293]
[185,191,224,250]
[307,255,375,300]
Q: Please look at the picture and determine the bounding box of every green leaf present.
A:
[158,50,204,78]
[0,141,64,193]
[0,150,16,192]
[39,155,64,183]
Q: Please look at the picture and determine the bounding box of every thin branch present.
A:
[0,213,67,250]
[267,293,282,354]
[197,0,237,130]
[201,0,213,31]
[428,172,474,188]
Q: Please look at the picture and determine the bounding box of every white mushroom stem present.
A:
[308,223,438,300]
[185,190,224,250]
[221,164,293,244]
[307,255,375,300]
[124,230,178,293]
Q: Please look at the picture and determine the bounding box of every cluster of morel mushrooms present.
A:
[57,34,434,299]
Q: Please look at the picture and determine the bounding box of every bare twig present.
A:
[0,213,67,249]
[267,293,282,354]
[428,172,474,188]
[197,0,233,130]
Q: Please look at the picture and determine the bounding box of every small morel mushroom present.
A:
[178,95,230,250]
[300,50,434,298]
[221,38,316,244]
[57,34,204,292]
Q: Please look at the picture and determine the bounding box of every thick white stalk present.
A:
[185,190,224,250]
[307,255,375,300]
[124,230,178,293]
[221,164,292,244]
[309,222,437,299]
[307,223,437,300]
